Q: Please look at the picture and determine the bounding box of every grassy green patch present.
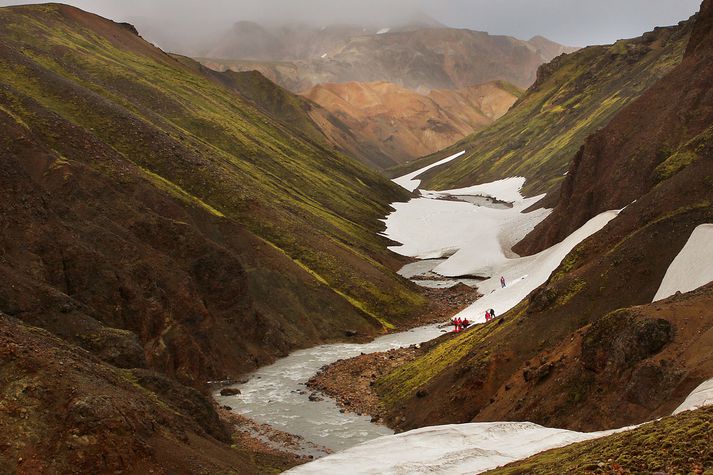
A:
[488,405,713,474]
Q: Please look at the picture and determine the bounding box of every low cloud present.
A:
[0,0,702,47]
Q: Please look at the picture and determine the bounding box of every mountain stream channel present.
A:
[213,155,542,457]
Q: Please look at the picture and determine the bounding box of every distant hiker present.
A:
[489,308,496,319]
[485,310,491,322]
[453,317,462,333]
[461,318,470,330]
[500,276,506,288]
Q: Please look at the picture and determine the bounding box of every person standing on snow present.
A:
[489,308,496,319]
[500,276,506,288]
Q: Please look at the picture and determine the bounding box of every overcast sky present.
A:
[0,0,703,46]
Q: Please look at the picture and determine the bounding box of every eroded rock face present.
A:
[0,314,269,474]
[302,80,520,167]
[581,310,674,373]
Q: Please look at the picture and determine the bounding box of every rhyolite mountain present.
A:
[303,80,522,168]
[0,3,431,471]
[397,17,692,199]
[372,0,713,448]
[198,22,576,92]
[197,22,574,167]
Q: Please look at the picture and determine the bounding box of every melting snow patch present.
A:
[377,28,391,34]
[386,162,618,321]
[653,224,713,302]
[425,176,528,204]
[288,376,713,474]
[673,377,713,414]
[392,151,465,192]
[286,421,624,474]
[451,209,618,323]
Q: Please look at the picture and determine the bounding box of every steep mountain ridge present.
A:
[516,0,713,254]
[303,80,521,167]
[199,26,576,92]
[371,0,713,437]
[409,19,691,198]
[0,3,427,391]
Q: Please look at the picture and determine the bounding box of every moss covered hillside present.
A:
[0,4,426,385]
[489,405,713,474]
[402,19,691,198]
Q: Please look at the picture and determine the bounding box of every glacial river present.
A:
[216,161,559,455]
[215,323,445,453]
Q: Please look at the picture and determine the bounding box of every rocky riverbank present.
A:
[219,409,332,465]
[306,345,423,426]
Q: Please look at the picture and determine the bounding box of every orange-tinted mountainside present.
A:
[374,0,713,440]
[303,80,521,167]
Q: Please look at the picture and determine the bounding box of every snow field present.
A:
[653,223,713,302]
[392,150,465,192]
[288,377,713,474]
[673,377,713,414]
[386,165,619,323]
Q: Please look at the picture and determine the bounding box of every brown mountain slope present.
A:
[303,80,521,167]
[0,314,296,474]
[0,2,427,392]
[199,26,576,92]
[374,0,713,434]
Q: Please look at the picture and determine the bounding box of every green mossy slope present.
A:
[0,3,423,328]
[488,405,713,474]
[414,21,691,198]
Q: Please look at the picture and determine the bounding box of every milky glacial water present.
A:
[398,259,483,288]
[216,324,445,453]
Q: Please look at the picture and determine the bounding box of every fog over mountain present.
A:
[0,0,702,47]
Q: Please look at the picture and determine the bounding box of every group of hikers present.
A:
[450,316,470,332]
[450,275,507,333]
[484,308,496,322]
[451,308,498,332]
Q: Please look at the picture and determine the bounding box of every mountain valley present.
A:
[1,1,712,474]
